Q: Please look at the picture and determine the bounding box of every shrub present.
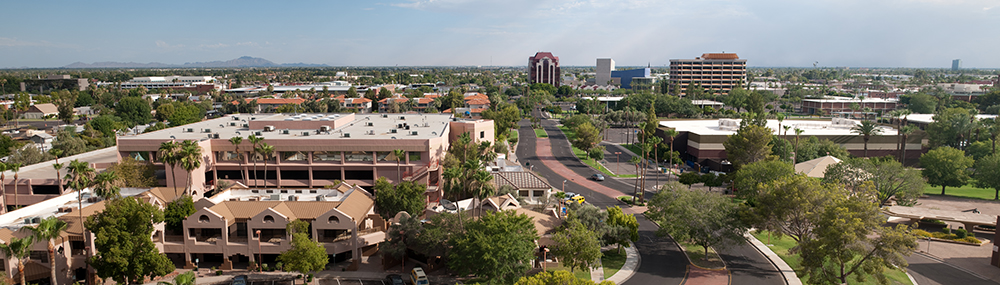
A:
[508,136,518,145]
[911,229,932,238]
[275,262,283,271]
[941,228,951,235]
[957,236,982,244]
[216,270,223,276]
[931,232,957,239]
[920,218,947,225]
[955,228,968,239]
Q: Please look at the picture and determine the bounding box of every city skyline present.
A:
[2,0,1000,69]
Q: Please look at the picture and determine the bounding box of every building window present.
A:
[281,151,307,161]
[217,151,241,162]
[199,215,210,223]
[263,215,274,223]
[408,152,421,162]
[328,216,339,224]
[480,131,485,139]
[376,151,392,162]
[345,151,371,162]
[313,151,341,162]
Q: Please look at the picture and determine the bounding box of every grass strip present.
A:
[602,249,627,279]
[750,230,912,285]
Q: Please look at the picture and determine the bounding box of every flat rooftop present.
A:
[661,118,898,136]
[905,114,997,125]
[0,187,151,231]
[208,188,352,204]
[4,146,120,180]
[120,113,454,141]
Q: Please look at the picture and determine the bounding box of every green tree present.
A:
[571,122,601,153]
[115,96,153,128]
[906,93,937,114]
[605,206,638,253]
[588,145,605,161]
[373,178,427,220]
[0,236,33,285]
[552,220,602,273]
[52,90,78,124]
[7,144,55,166]
[393,149,406,183]
[647,182,748,258]
[824,157,925,206]
[277,232,329,279]
[93,170,121,199]
[799,185,916,285]
[158,141,181,191]
[164,195,195,233]
[52,128,88,157]
[481,102,521,137]
[514,270,615,285]
[105,156,157,187]
[448,210,538,282]
[973,153,1000,200]
[26,217,67,285]
[382,215,424,270]
[926,108,977,149]
[257,143,275,188]
[88,115,124,138]
[86,197,175,284]
[755,175,842,244]
[732,159,795,201]
[851,120,883,157]
[794,136,850,162]
[723,124,774,169]
[678,172,701,188]
[920,146,974,195]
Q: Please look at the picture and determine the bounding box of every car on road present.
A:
[591,173,605,181]
[562,192,586,204]
[385,274,406,285]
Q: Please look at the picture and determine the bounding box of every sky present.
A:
[2,0,999,68]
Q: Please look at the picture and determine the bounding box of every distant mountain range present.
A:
[63,56,328,68]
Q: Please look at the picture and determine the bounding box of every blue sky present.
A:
[2,0,999,68]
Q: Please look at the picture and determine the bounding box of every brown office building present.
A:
[669,53,747,96]
[529,52,561,87]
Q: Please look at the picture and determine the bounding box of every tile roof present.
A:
[492,171,553,190]
[466,98,491,105]
[247,98,306,105]
[27,103,58,114]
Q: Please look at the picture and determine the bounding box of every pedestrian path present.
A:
[745,231,803,285]
[605,242,640,284]
[591,264,605,282]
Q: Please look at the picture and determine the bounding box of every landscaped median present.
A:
[534,128,548,138]
[601,249,627,279]
[678,241,726,270]
[750,230,913,285]
[553,124,630,178]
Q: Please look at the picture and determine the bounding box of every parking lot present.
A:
[319,279,388,285]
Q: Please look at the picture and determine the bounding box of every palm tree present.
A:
[26,217,68,285]
[629,156,641,200]
[0,236,33,285]
[776,113,785,134]
[663,128,678,175]
[158,141,181,192]
[228,136,245,185]
[9,163,22,210]
[49,149,64,194]
[900,125,917,163]
[851,120,883,157]
[393,149,406,183]
[157,271,196,285]
[248,135,264,187]
[67,159,94,231]
[256,143,274,188]
[442,167,463,201]
[793,128,805,163]
[782,125,791,137]
[0,162,7,212]
[92,170,121,199]
[180,140,203,196]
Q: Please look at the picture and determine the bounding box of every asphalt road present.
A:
[719,240,784,285]
[906,253,1000,285]
[621,216,688,285]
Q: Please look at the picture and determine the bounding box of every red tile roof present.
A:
[247,98,306,105]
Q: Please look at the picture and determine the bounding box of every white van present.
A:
[410,267,429,285]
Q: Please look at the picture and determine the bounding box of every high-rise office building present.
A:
[953,59,962,71]
[596,58,615,86]
[669,53,747,96]
[529,52,561,87]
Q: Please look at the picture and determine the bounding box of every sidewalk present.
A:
[745,231,803,285]
[604,242,640,284]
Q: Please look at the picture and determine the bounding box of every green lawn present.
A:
[534,128,548,138]
[547,264,591,280]
[678,241,725,269]
[509,128,519,141]
[602,249,627,279]
[750,230,912,285]
[923,182,999,200]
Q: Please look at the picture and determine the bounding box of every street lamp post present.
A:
[614,152,622,174]
[562,180,567,193]
[543,247,550,271]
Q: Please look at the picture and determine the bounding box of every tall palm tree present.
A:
[67,159,94,232]
[629,156,641,199]
[793,128,805,163]
[26,216,68,285]
[9,163,21,210]
[49,149,64,194]
[158,141,181,191]
[228,136,245,185]
[776,113,785,134]
[179,140,203,196]
[257,143,274,188]
[899,125,917,163]
[92,171,121,199]
[0,162,7,212]
[0,236,33,285]
[393,149,406,183]
[248,135,263,187]
[157,271,196,285]
[470,166,495,217]
[663,128,678,174]
[851,120,883,157]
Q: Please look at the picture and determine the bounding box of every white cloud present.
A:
[155,40,184,49]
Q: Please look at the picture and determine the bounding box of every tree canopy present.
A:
[448,210,538,282]
[920,146,974,195]
[723,124,774,169]
[647,182,748,257]
[86,197,175,284]
[374,178,428,220]
[824,157,924,206]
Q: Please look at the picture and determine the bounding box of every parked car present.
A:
[591,173,605,181]
[231,275,247,285]
[385,274,406,285]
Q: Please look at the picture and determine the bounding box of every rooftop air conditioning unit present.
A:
[302,132,310,136]
[270,194,280,201]
[367,130,375,135]
[288,195,298,201]
[411,131,418,135]
[343,133,351,138]
[233,116,240,120]
[315,196,326,201]
[203,128,212,133]
[213,134,220,139]
[229,122,237,126]
[320,126,330,132]
[390,129,397,133]
[264,126,275,132]
[185,128,194,132]
[400,116,406,120]
[366,122,373,126]
[381,114,388,118]
[254,131,262,136]
[405,125,410,130]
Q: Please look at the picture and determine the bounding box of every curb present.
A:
[745,231,802,285]
[605,241,640,284]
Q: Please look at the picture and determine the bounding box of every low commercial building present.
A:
[799,97,898,116]
[22,103,58,119]
[121,76,222,94]
[660,118,923,171]
[19,75,89,93]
